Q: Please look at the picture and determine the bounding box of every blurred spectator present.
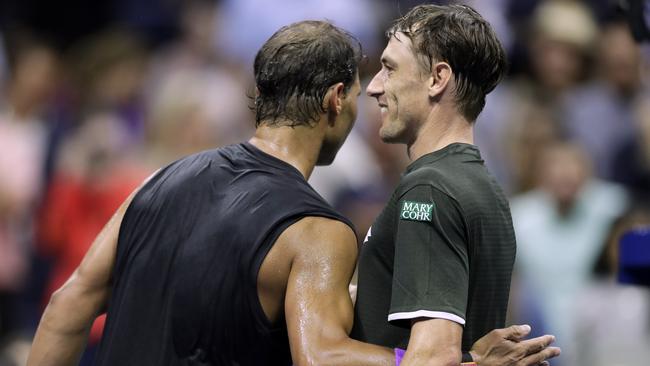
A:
[564,20,647,180]
[526,0,596,95]
[29,30,151,365]
[0,34,59,365]
[147,0,222,85]
[143,0,252,167]
[0,36,58,318]
[507,103,564,194]
[143,68,250,167]
[1,35,58,122]
[67,30,149,144]
[510,142,628,365]
[476,0,598,193]
[568,206,650,365]
[37,114,150,365]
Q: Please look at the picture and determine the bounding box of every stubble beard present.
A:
[379,115,408,144]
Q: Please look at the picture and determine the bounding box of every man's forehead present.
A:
[388,31,414,46]
[382,33,415,60]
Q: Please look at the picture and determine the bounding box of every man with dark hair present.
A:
[253,20,361,129]
[350,4,554,366]
[28,19,557,366]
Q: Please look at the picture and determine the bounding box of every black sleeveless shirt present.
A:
[94,143,353,366]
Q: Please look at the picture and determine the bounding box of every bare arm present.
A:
[282,217,394,366]
[27,188,138,366]
[398,320,560,366]
[399,318,462,366]
[281,217,561,366]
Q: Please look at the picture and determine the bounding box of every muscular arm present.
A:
[282,217,393,366]
[279,217,560,366]
[27,188,138,366]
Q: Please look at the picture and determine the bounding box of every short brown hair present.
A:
[389,4,507,121]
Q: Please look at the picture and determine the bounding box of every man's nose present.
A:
[366,71,383,98]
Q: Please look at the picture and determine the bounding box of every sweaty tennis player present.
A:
[28,20,558,366]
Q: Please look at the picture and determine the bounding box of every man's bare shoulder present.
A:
[279,216,357,256]
[257,216,357,323]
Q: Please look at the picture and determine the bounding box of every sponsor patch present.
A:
[400,201,434,222]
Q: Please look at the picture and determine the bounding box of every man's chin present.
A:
[378,124,405,144]
[379,131,402,144]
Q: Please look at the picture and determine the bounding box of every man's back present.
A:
[94,143,350,365]
[352,143,516,351]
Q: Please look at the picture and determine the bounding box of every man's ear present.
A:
[428,62,452,99]
[325,82,345,126]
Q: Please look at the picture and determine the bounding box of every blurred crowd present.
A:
[0,0,648,365]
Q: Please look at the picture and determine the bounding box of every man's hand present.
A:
[469,324,561,366]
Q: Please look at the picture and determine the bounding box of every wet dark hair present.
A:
[389,4,507,122]
[253,20,362,127]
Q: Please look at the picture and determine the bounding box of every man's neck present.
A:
[249,121,324,180]
[407,107,474,162]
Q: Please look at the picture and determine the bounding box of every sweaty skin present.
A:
[264,217,394,365]
[28,35,559,366]
[27,184,559,366]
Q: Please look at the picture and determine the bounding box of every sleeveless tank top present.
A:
[94,143,353,365]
